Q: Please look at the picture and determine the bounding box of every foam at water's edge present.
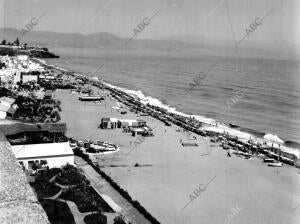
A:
[104,82,300,157]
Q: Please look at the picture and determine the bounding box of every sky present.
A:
[0,0,299,47]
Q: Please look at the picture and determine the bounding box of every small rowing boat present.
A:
[264,158,275,163]
[267,162,283,167]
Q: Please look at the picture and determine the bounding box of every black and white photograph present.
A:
[0,0,299,223]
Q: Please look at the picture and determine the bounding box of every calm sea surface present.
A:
[45,47,300,145]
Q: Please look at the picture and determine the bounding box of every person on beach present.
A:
[227,148,231,157]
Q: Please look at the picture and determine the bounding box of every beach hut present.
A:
[100,117,110,129]
[142,126,154,136]
[100,117,118,129]
[136,119,146,127]
[110,118,118,129]
[118,119,139,128]
[131,128,145,137]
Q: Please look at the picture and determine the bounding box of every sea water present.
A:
[45,47,300,147]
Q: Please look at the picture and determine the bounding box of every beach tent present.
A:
[263,134,284,144]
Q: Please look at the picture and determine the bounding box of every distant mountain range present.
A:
[0,28,297,60]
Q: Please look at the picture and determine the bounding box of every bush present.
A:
[84,212,107,224]
[36,168,61,182]
[60,186,113,213]
[56,164,90,186]
[86,147,96,153]
[40,199,75,224]
[73,147,89,160]
[31,181,61,199]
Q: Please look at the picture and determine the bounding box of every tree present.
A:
[1,39,6,45]
[32,162,38,171]
[14,38,20,46]
[113,215,127,224]
[84,212,107,224]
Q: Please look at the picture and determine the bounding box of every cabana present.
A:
[117,119,138,128]
[100,117,118,129]
[137,119,147,127]
[131,128,145,137]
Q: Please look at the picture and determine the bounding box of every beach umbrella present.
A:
[263,134,284,144]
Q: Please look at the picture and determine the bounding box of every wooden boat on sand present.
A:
[267,162,283,167]
[264,158,275,163]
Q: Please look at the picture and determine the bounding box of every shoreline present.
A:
[34,57,300,166]
[35,57,300,151]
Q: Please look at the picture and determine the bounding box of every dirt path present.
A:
[57,199,93,224]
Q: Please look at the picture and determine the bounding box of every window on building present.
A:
[40,160,47,165]
[28,161,34,169]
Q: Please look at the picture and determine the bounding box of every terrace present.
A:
[2,122,68,145]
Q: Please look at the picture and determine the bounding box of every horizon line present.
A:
[0,26,285,46]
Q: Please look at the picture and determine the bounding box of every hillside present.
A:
[0,28,296,60]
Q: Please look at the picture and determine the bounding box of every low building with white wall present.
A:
[11,142,74,170]
[0,121,74,171]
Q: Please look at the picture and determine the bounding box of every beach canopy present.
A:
[263,133,284,143]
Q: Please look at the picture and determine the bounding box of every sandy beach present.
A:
[55,88,300,224]
[1,1,300,224]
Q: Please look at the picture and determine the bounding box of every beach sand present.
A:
[56,88,300,224]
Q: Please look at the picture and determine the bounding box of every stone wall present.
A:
[0,132,49,224]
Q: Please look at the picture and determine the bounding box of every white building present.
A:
[13,71,21,84]
[22,73,39,83]
[0,97,16,119]
[0,105,8,119]
[11,142,74,170]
